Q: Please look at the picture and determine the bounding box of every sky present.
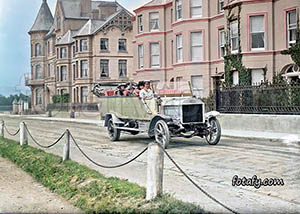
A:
[0,0,147,96]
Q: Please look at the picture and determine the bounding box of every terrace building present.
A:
[27,0,133,112]
[132,0,300,97]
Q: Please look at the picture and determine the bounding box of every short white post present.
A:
[146,142,164,200]
[0,120,4,138]
[63,130,70,161]
[19,122,28,146]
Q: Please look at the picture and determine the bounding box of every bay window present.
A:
[219,29,225,58]
[80,39,88,52]
[176,34,183,63]
[150,43,160,67]
[191,32,203,62]
[190,0,202,18]
[175,0,182,20]
[60,66,67,81]
[80,60,88,78]
[287,10,297,47]
[250,15,265,50]
[138,45,144,69]
[230,21,238,52]
[149,12,159,31]
[138,15,143,33]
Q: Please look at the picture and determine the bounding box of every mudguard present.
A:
[104,114,124,127]
[205,111,220,120]
[148,115,172,137]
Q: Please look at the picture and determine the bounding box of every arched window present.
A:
[35,88,42,105]
[35,43,42,56]
[35,65,43,79]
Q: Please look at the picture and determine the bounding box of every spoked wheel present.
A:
[107,118,121,141]
[154,120,170,149]
[205,118,221,145]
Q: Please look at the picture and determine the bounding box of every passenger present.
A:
[115,84,127,96]
[135,81,145,97]
[126,85,136,96]
[139,81,154,100]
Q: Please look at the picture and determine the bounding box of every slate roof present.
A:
[60,0,83,19]
[31,0,132,41]
[29,0,54,33]
[56,30,79,45]
[60,0,121,19]
[44,25,55,38]
[144,0,172,7]
[75,19,105,37]
[92,1,118,8]
[74,8,133,37]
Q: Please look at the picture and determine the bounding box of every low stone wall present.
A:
[50,111,101,120]
[218,114,300,134]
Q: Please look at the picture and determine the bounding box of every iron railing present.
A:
[216,82,300,115]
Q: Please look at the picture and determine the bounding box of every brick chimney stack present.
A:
[81,0,91,18]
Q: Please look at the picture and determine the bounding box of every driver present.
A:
[139,81,154,100]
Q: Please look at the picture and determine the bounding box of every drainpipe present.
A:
[208,0,212,96]
[164,7,167,87]
[272,0,276,79]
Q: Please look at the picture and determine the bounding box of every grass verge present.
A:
[0,137,205,214]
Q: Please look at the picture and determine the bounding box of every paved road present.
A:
[1,115,300,213]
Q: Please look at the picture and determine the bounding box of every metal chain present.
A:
[25,124,66,149]
[156,143,239,214]
[69,132,148,169]
[4,125,20,136]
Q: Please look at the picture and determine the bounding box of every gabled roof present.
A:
[29,0,54,33]
[44,25,55,39]
[56,30,79,45]
[75,19,105,37]
[74,7,133,37]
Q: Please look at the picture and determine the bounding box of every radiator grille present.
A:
[182,104,203,123]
